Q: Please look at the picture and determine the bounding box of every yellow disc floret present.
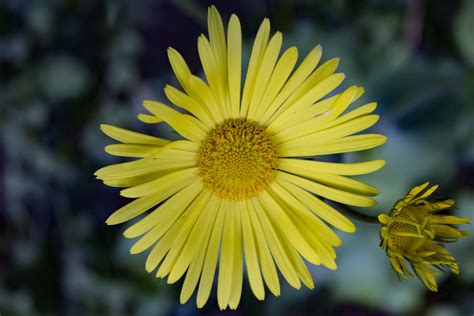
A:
[197,118,278,200]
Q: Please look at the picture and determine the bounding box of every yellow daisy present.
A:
[378,182,470,291]
[96,6,387,309]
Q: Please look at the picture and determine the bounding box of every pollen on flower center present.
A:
[197,118,278,200]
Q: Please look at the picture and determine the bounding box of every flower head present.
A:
[96,6,387,309]
[378,182,470,291]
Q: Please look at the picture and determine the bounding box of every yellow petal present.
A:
[228,204,243,310]
[144,190,211,272]
[277,158,385,176]
[188,75,225,123]
[252,197,302,288]
[164,85,214,127]
[196,197,226,308]
[265,57,340,125]
[260,44,322,124]
[168,195,221,284]
[197,34,229,118]
[246,199,281,297]
[277,171,376,207]
[106,186,188,225]
[270,180,342,246]
[123,180,203,238]
[96,158,195,181]
[429,215,470,225]
[267,73,345,133]
[100,124,169,146]
[247,32,283,120]
[179,197,220,303]
[143,100,207,142]
[240,202,265,300]
[217,202,236,309]
[275,114,379,145]
[120,167,197,198]
[156,191,211,279]
[104,144,160,158]
[278,134,387,157]
[208,5,227,85]
[278,177,356,232]
[227,14,242,118]
[137,113,163,124]
[167,47,193,93]
[276,162,380,196]
[240,18,271,117]
[253,47,298,121]
[257,190,320,264]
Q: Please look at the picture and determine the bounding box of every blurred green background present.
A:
[1,0,473,315]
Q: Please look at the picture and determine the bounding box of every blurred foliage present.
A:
[0,0,473,315]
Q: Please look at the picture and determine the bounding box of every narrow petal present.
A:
[106,181,197,225]
[164,85,215,127]
[104,144,160,158]
[252,198,301,289]
[253,47,298,121]
[277,161,379,196]
[240,18,271,117]
[123,180,203,238]
[100,124,169,146]
[197,34,229,118]
[247,32,283,120]
[257,190,320,264]
[275,114,379,146]
[128,184,207,255]
[180,198,221,304]
[196,197,226,308]
[188,75,225,123]
[267,73,345,134]
[260,45,322,124]
[217,202,236,309]
[144,192,212,274]
[265,57,340,126]
[270,180,342,246]
[240,202,265,300]
[228,205,243,310]
[156,192,212,279]
[168,195,221,284]
[119,167,198,198]
[96,159,195,181]
[278,177,356,232]
[227,14,242,118]
[278,134,387,157]
[277,171,376,207]
[137,113,163,124]
[277,158,385,176]
[167,47,193,93]
[246,199,281,297]
[208,5,227,83]
[143,101,207,142]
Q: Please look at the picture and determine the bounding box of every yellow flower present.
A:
[378,182,470,291]
[96,6,387,309]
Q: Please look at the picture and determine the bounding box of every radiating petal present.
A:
[101,124,169,146]
[240,18,271,117]
[197,197,227,308]
[260,45,322,124]
[277,158,385,176]
[227,14,242,118]
[143,101,207,142]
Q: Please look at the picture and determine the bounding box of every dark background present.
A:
[1,0,473,315]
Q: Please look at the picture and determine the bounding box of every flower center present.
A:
[197,118,278,200]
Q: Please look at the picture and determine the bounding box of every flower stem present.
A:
[332,202,380,224]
